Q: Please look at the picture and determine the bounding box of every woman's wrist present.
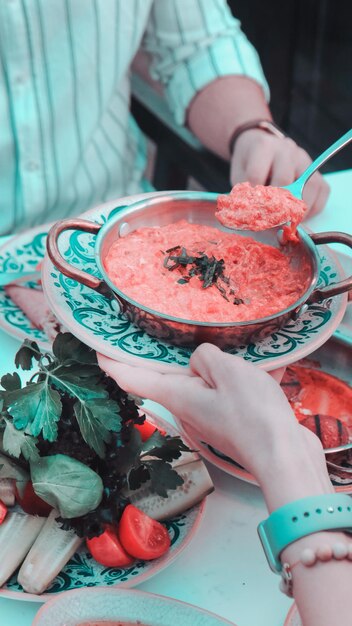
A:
[255,428,333,513]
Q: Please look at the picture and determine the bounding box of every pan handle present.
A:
[46,219,105,292]
[308,231,352,302]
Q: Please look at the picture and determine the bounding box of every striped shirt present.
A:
[0,0,269,235]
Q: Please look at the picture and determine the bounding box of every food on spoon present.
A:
[118,504,171,560]
[103,220,310,323]
[0,333,212,593]
[216,181,307,240]
[0,512,45,586]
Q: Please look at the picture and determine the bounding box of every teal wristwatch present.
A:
[258,493,352,573]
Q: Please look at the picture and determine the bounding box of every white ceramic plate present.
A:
[32,587,236,626]
[41,193,347,373]
[0,413,206,603]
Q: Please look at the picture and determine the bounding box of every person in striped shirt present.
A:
[0,0,329,235]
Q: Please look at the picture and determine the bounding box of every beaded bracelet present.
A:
[258,493,352,573]
[280,541,352,597]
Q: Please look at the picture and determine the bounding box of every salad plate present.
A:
[0,412,206,603]
[32,587,236,626]
[41,192,347,373]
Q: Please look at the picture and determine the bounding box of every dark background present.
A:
[228,0,352,172]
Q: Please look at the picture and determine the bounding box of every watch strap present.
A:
[257,493,352,573]
[229,119,286,155]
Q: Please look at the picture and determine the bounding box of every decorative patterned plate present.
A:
[33,587,235,626]
[284,603,301,626]
[41,193,347,372]
[333,253,352,348]
[0,225,51,348]
[0,413,206,603]
[173,411,352,495]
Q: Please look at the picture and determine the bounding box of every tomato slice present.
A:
[86,527,134,567]
[0,499,8,524]
[134,419,166,441]
[15,481,53,517]
[118,504,171,560]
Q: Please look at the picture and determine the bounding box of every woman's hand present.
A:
[230,130,330,217]
[98,344,304,480]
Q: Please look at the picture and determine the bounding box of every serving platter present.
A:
[174,338,352,493]
[40,193,348,373]
[0,413,206,603]
[32,587,236,626]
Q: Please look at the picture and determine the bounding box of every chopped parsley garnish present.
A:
[163,245,244,304]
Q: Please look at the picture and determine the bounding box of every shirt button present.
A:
[26,161,39,172]
[14,74,26,85]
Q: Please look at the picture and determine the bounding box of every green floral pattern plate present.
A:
[41,194,347,372]
[0,413,205,603]
[0,227,50,348]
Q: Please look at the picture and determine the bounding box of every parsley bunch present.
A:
[0,333,191,537]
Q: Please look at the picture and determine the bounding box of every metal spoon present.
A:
[282,128,352,202]
[324,441,352,455]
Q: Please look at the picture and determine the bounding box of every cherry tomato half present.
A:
[134,419,166,442]
[15,481,53,517]
[118,504,170,560]
[86,527,134,567]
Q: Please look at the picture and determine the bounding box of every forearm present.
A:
[186,75,271,160]
[257,434,351,626]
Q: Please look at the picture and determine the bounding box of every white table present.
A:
[0,170,351,626]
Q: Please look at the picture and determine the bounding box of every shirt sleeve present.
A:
[142,0,270,125]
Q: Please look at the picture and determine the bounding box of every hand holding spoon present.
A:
[216,128,352,232]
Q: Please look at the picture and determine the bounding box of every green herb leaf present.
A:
[3,419,40,462]
[141,433,191,463]
[127,464,151,491]
[7,381,62,441]
[31,454,103,518]
[0,451,29,496]
[52,333,98,365]
[1,372,21,391]
[14,340,41,370]
[145,459,184,497]
[73,398,120,458]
